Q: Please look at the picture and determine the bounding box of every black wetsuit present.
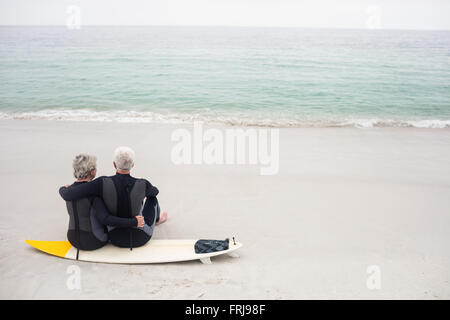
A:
[59,173,160,248]
[64,181,138,250]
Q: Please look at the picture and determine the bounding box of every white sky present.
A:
[1,0,450,30]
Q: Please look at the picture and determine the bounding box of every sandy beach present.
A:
[0,119,449,299]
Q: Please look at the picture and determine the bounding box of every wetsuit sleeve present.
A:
[92,198,137,227]
[59,177,103,201]
[142,180,160,224]
[145,180,159,197]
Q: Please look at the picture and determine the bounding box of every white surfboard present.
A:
[25,239,242,264]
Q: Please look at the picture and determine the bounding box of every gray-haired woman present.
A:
[60,154,144,251]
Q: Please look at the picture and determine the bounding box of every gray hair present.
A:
[114,146,135,171]
[73,154,97,180]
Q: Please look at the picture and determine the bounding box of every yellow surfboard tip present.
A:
[25,239,72,258]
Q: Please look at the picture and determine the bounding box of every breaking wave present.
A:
[1,109,449,129]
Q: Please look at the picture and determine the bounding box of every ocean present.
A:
[0,26,449,128]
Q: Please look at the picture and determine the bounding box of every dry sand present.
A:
[0,119,449,299]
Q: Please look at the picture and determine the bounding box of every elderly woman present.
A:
[60,154,144,252]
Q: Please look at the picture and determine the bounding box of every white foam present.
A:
[340,118,450,129]
[404,119,450,129]
[0,109,449,129]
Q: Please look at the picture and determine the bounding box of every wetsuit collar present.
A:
[73,181,88,185]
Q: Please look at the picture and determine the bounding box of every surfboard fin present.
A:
[200,257,212,264]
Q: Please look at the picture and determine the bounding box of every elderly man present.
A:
[60,154,145,253]
[59,147,167,249]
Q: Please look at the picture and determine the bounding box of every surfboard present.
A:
[25,238,242,264]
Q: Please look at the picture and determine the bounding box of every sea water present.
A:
[1,26,449,128]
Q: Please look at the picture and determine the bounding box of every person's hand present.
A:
[136,216,145,228]
[65,185,70,188]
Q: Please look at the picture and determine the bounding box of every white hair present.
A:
[72,154,97,179]
[114,146,135,171]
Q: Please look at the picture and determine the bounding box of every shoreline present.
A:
[1,114,450,129]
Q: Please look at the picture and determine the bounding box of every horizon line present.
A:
[1,24,450,32]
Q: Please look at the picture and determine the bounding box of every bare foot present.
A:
[155,212,168,226]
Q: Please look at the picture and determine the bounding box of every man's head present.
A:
[113,146,135,173]
[73,154,97,181]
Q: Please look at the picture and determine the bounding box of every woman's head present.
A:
[72,154,97,181]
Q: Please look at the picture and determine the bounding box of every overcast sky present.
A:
[1,0,449,30]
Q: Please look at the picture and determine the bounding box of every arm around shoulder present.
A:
[59,186,71,201]
[58,177,104,201]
